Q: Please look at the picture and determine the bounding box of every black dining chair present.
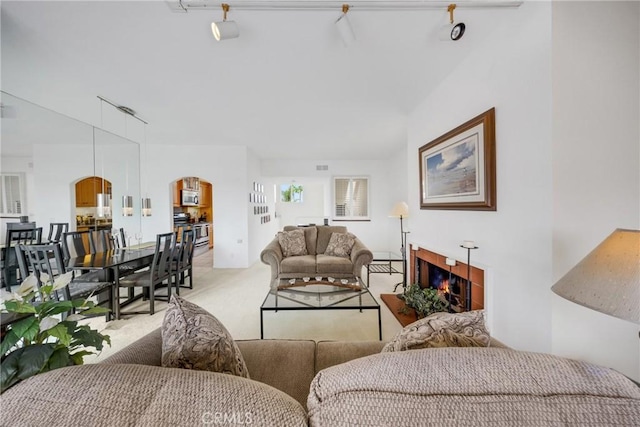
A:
[118,232,176,316]
[20,243,113,320]
[47,222,69,244]
[1,224,42,291]
[174,228,195,292]
[60,230,96,262]
[92,229,117,253]
[118,228,127,248]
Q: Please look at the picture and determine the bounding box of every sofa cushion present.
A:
[280,254,317,275]
[161,295,249,378]
[324,232,356,258]
[316,254,354,275]
[278,229,308,257]
[0,364,307,426]
[316,225,348,254]
[307,347,640,426]
[237,339,317,409]
[381,310,490,352]
[284,226,318,256]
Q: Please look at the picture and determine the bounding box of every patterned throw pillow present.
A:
[324,232,356,258]
[277,229,308,257]
[161,295,249,378]
[381,310,490,352]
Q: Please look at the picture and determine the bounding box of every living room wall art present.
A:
[419,108,496,211]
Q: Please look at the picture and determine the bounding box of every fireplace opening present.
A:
[411,246,484,313]
[423,262,464,313]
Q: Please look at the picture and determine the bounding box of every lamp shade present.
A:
[212,20,239,41]
[389,201,409,218]
[142,197,152,217]
[551,229,639,324]
[122,195,133,217]
[96,193,111,218]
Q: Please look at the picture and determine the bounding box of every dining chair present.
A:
[93,229,117,253]
[118,232,176,316]
[47,222,69,244]
[1,224,42,291]
[175,228,195,292]
[61,230,96,262]
[20,243,113,320]
[118,228,127,248]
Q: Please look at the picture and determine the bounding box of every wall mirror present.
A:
[1,91,141,243]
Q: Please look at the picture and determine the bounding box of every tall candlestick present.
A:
[460,242,479,311]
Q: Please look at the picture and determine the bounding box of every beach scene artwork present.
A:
[425,134,479,198]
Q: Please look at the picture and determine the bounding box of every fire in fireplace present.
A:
[427,263,464,312]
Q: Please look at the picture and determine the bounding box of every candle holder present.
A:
[460,241,479,311]
[445,257,456,312]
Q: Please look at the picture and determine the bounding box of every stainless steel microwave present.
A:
[181,190,199,206]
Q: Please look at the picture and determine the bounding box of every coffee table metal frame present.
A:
[260,277,382,340]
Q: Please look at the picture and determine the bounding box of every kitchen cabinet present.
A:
[173,180,183,207]
[199,182,212,208]
[208,223,214,249]
[75,177,111,207]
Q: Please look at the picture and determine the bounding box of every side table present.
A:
[366,251,403,287]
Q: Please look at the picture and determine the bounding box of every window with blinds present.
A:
[333,177,369,220]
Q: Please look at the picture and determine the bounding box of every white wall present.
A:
[143,144,250,268]
[551,1,640,381]
[247,149,278,264]
[275,180,326,227]
[33,143,94,229]
[261,158,401,253]
[407,2,553,352]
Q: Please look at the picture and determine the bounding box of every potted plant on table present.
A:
[398,283,449,319]
[0,272,111,393]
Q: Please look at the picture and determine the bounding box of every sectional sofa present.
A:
[2,327,639,426]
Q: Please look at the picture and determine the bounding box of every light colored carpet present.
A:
[83,250,405,363]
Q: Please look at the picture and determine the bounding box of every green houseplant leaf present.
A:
[0,273,110,393]
[399,283,450,319]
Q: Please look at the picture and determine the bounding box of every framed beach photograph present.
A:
[419,108,496,211]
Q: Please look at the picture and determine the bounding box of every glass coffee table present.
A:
[260,277,382,340]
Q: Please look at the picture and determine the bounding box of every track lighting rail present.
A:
[174,0,522,12]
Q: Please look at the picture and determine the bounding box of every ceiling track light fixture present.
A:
[212,3,240,41]
[174,1,522,12]
[335,4,356,47]
[439,3,465,41]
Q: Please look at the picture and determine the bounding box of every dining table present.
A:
[66,242,156,320]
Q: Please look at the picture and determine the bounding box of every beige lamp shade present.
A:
[551,229,640,324]
[389,202,409,218]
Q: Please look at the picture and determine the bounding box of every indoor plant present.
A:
[0,272,110,393]
[398,283,449,319]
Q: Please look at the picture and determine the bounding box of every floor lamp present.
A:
[390,202,409,293]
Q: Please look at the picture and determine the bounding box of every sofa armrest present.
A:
[350,238,373,278]
[260,237,284,281]
[100,328,163,366]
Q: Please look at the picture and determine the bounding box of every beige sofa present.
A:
[260,225,373,285]
[2,328,639,426]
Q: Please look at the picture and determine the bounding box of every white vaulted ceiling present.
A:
[1,1,521,160]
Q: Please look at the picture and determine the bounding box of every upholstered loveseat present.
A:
[260,225,373,285]
[2,327,639,426]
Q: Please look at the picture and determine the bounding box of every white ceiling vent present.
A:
[316,165,329,171]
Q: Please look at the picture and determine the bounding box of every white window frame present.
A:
[0,173,26,216]
[332,176,370,221]
[279,183,304,203]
